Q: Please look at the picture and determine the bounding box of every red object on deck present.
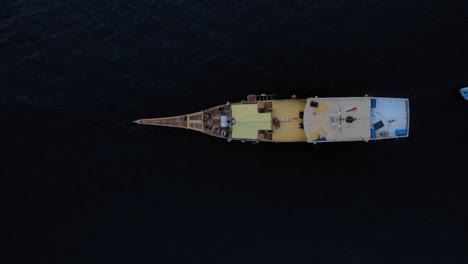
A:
[346,107,357,112]
[291,94,297,99]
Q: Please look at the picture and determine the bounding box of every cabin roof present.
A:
[231,104,272,140]
[303,97,372,142]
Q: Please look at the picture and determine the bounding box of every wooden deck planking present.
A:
[267,100,308,142]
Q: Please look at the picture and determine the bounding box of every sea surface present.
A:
[3,1,468,263]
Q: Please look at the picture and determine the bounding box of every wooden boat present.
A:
[134,94,410,143]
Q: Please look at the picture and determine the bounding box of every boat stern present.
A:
[303,97,410,143]
[370,97,410,140]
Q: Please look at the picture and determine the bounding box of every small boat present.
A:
[461,87,468,100]
[135,94,410,143]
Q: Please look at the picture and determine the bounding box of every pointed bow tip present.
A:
[133,120,142,124]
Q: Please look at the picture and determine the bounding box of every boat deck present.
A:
[303,97,372,142]
[202,105,232,138]
[370,98,409,139]
[133,104,232,139]
[258,100,308,142]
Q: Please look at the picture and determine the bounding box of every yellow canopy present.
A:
[231,104,272,139]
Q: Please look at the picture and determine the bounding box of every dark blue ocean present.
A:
[3,1,468,263]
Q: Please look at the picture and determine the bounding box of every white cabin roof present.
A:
[303,97,409,143]
[303,97,372,142]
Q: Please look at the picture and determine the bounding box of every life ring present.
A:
[212,126,219,133]
[291,94,297,99]
[220,129,227,137]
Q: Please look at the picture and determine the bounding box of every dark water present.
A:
[3,1,468,263]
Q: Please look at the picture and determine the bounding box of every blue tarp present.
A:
[395,129,408,136]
